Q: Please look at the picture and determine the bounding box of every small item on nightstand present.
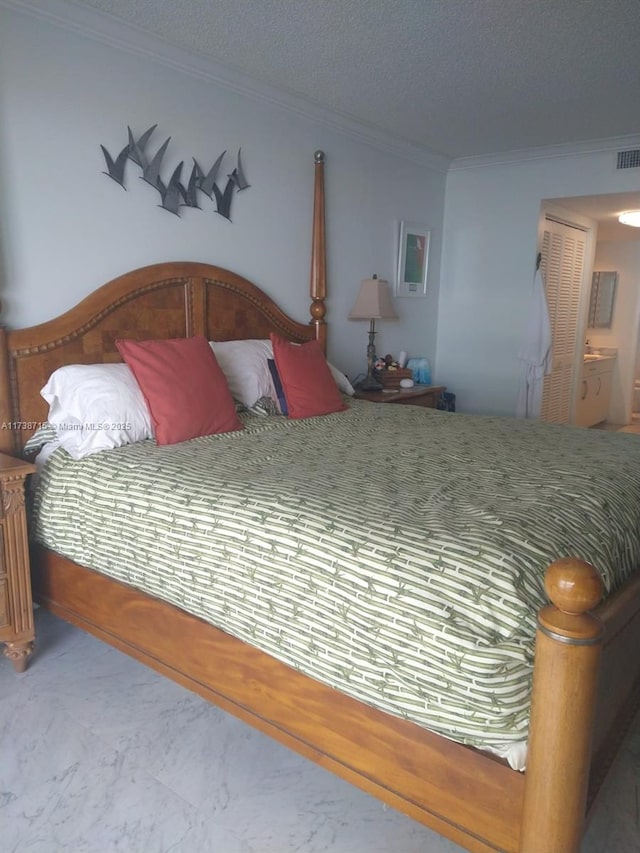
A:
[377,367,413,388]
[372,353,413,389]
[407,357,431,385]
[373,357,387,372]
[400,378,414,389]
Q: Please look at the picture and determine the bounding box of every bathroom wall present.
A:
[589,239,640,423]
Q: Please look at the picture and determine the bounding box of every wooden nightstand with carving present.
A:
[0,453,36,672]
[353,384,445,408]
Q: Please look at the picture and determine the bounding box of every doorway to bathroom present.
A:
[540,191,640,427]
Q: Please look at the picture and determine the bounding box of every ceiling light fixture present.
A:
[618,210,640,227]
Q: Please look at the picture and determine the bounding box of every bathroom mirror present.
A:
[588,271,618,329]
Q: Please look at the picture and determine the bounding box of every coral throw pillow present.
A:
[117,336,243,445]
[270,333,348,419]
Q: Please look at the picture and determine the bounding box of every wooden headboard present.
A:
[0,152,327,454]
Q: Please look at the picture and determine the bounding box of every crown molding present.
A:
[449,133,640,171]
[1,0,450,174]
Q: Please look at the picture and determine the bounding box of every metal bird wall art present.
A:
[181,163,201,209]
[100,125,249,221]
[127,124,157,168]
[156,161,184,216]
[212,172,237,221]
[100,143,130,188]
[229,149,250,190]
[140,136,172,189]
[195,151,226,199]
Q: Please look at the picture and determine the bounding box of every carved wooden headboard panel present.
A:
[0,263,323,453]
[0,153,328,454]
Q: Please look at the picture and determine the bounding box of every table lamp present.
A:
[348,275,397,391]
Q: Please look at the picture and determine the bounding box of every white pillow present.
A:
[209,339,354,408]
[327,362,355,396]
[41,363,154,460]
[209,339,275,408]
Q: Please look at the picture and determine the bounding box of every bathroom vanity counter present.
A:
[575,353,616,427]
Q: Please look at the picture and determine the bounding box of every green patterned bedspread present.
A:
[30,401,640,758]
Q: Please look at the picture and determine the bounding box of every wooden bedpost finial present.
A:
[544,557,603,615]
[538,556,603,644]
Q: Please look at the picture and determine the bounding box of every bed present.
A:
[1,152,640,853]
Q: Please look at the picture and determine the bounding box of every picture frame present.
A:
[396,221,430,297]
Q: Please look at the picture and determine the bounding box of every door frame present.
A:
[538,202,598,424]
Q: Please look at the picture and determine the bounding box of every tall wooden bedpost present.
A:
[310,150,327,354]
[520,557,604,853]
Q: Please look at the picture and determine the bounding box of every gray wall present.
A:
[440,149,640,415]
[0,3,448,384]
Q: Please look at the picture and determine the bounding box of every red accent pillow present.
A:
[270,333,348,419]
[116,336,243,445]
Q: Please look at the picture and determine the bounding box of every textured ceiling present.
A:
[551,192,640,242]
[66,0,640,159]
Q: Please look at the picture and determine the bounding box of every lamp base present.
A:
[355,373,383,392]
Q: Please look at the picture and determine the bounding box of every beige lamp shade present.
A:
[348,277,398,320]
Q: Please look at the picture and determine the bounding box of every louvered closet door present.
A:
[539,221,586,424]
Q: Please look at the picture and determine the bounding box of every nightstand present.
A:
[353,384,445,408]
[0,453,36,672]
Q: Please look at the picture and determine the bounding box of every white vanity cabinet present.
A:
[574,357,615,427]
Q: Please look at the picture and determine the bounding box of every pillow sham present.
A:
[40,363,154,460]
[270,333,348,419]
[209,338,354,410]
[117,336,243,445]
[265,358,354,416]
[209,339,275,408]
[267,358,288,415]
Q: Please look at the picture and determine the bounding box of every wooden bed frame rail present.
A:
[2,152,639,852]
[28,547,639,853]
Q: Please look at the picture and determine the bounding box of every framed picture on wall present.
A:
[396,221,430,297]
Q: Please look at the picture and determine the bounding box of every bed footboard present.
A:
[521,558,604,853]
[32,547,639,853]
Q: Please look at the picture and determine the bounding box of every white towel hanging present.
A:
[516,267,552,418]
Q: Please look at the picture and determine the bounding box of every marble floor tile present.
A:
[2,608,639,852]
[1,698,99,806]
[1,743,248,853]
[582,750,640,853]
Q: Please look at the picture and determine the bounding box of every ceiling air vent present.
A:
[616,149,640,169]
